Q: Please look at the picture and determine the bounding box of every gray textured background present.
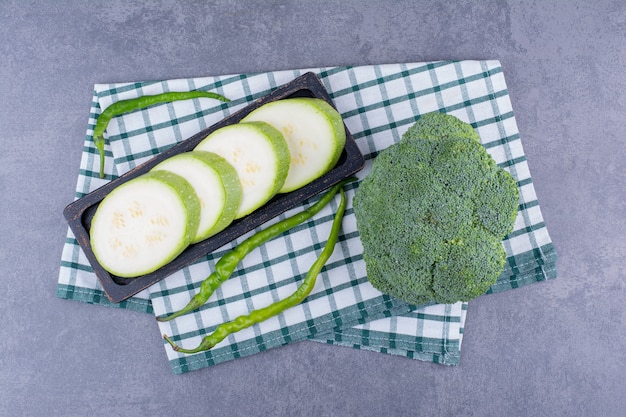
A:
[1,1,624,416]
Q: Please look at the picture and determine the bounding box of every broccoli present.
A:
[354,112,519,305]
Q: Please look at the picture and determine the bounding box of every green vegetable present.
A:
[151,151,242,243]
[354,112,519,305]
[93,91,230,179]
[156,178,353,323]
[162,185,348,353]
[194,121,291,219]
[242,97,346,193]
[90,170,201,278]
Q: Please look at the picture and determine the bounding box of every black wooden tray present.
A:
[63,72,365,303]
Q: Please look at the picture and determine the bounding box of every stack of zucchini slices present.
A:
[90,98,346,278]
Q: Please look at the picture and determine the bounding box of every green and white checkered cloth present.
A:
[57,61,557,374]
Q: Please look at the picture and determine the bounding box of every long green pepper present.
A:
[93,91,230,178]
[156,179,353,323]
[163,187,348,354]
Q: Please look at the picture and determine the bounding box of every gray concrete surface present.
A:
[1,1,624,416]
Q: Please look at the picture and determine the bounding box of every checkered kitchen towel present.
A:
[57,61,557,373]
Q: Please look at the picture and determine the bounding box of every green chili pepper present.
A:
[93,91,230,178]
[156,178,354,323]
[163,187,348,354]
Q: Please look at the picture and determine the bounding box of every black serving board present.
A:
[63,72,365,303]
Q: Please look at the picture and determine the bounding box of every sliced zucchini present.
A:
[241,97,346,193]
[194,121,290,218]
[90,171,201,278]
[152,151,242,243]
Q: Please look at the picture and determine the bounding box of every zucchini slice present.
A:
[90,171,201,278]
[194,121,290,218]
[152,151,242,243]
[242,97,346,193]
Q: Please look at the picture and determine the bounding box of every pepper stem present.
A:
[99,149,105,178]
[163,334,215,354]
[94,134,106,179]
[156,293,205,322]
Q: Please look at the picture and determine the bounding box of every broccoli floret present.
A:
[402,111,481,143]
[475,168,520,237]
[432,227,507,303]
[354,112,519,305]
